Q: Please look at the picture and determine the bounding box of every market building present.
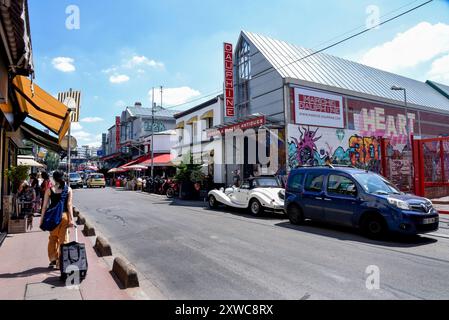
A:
[101,102,178,174]
[216,31,449,197]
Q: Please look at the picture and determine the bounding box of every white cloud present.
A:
[148,86,201,106]
[72,130,91,140]
[102,66,117,74]
[71,122,83,131]
[109,74,130,84]
[115,100,126,107]
[81,117,104,123]
[52,57,76,72]
[360,22,449,72]
[125,55,164,69]
[428,54,449,84]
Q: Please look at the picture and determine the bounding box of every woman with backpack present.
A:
[40,171,74,269]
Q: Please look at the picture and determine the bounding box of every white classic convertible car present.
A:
[208,176,286,216]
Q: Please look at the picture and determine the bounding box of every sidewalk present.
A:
[0,217,132,300]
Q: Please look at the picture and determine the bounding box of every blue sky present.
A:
[28,0,449,147]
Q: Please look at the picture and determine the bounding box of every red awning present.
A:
[101,153,122,161]
[140,154,172,167]
[119,154,150,168]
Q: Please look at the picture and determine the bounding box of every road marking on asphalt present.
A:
[427,233,449,239]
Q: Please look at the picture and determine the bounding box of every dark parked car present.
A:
[285,166,439,238]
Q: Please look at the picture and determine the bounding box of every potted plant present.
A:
[174,153,205,200]
[3,165,30,233]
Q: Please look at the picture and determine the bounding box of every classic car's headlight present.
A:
[278,190,285,200]
[388,197,410,210]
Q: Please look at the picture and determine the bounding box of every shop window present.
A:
[327,175,357,197]
[235,38,251,117]
[304,174,324,193]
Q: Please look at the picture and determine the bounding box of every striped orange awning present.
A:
[11,76,71,143]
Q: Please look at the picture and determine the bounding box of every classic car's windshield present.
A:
[69,173,81,180]
[253,178,281,188]
[353,173,401,195]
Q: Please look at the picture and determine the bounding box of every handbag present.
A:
[40,185,68,232]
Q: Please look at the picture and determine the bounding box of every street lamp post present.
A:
[391,85,412,191]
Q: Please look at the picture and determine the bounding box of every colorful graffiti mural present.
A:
[288,125,382,172]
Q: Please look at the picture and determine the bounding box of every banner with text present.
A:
[293,87,344,128]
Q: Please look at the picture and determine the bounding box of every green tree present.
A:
[44,151,60,172]
[174,152,205,183]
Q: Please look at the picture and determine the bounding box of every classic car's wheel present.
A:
[249,199,263,216]
[208,195,219,208]
[287,204,304,225]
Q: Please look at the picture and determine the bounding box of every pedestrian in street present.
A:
[40,171,74,269]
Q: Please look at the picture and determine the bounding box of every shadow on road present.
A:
[276,220,438,248]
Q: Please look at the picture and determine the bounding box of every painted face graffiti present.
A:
[290,126,321,166]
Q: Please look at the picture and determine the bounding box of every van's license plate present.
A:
[423,218,438,224]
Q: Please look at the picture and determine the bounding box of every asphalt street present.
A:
[75,187,449,300]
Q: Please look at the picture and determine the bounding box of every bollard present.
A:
[82,221,96,237]
[112,257,139,288]
[76,213,86,226]
[95,236,113,257]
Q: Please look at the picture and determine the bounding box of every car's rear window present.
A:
[91,174,104,179]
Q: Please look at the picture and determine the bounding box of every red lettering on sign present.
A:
[224,42,234,117]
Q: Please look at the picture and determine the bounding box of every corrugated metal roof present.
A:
[242,31,449,113]
[427,81,449,99]
[127,106,179,119]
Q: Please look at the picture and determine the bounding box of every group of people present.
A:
[17,171,75,270]
[17,172,52,229]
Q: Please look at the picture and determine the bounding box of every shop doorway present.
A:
[412,136,449,199]
[380,138,414,193]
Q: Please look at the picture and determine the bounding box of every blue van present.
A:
[285,166,439,238]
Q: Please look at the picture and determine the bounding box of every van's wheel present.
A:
[208,195,219,208]
[249,199,264,216]
[287,204,304,225]
[361,214,387,239]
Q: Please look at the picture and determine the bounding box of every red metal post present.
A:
[380,138,388,178]
[440,140,446,184]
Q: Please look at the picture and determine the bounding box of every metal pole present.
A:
[67,113,71,174]
[151,87,155,179]
[403,89,413,192]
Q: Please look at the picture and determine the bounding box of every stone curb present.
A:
[83,221,96,237]
[112,257,140,289]
[94,236,113,257]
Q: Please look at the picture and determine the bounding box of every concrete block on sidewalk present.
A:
[112,257,139,289]
[95,236,112,257]
[83,222,96,237]
[73,207,80,218]
[77,213,86,226]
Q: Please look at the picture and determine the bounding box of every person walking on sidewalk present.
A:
[40,171,74,269]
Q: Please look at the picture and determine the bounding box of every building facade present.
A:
[217,31,449,195]
[174,95,226,184]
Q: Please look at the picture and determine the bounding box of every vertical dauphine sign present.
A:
[224,43,234,117]
[115,116,121,152]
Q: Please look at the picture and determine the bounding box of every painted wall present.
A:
[287,124,383,172]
